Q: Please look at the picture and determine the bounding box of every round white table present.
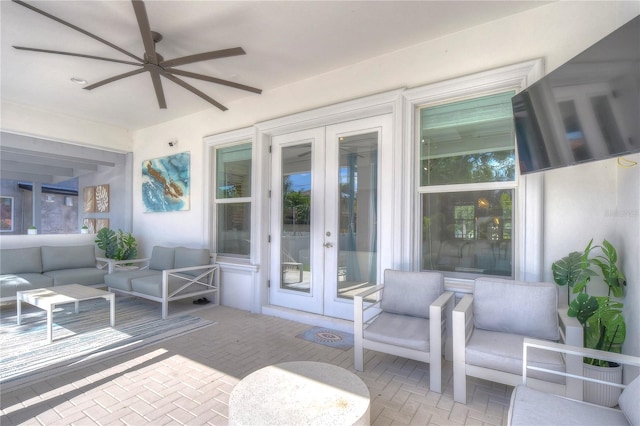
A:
[229,361,370,425]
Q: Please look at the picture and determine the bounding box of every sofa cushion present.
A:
[130,273,193,298]
[364,312,430,351]
[149,246,175,271]
[174,247,211,276]
[43,268,107,286]
[509,385,629,426]
[41,245,97,272]
[0,274,54,298]
[473,278,559,341]
[105,270,160,292]
[618,374,640,425]
[466,329,565,384]
[380,270,443,319]
[0,247,43,275]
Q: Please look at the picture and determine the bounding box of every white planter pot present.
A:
[27,229,37,235]
[583,362,623,407]
[81,228,89,234]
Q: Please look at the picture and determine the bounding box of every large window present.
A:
[420,91,516,278]
[214,143,252,257]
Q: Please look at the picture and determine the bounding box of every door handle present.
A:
[324,242,334,248]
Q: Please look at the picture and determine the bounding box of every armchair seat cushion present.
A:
[364,312,430,352]
[509,384,629,425]
[466,329,564,384]
[105,270,160,291]
[131,273,196,298]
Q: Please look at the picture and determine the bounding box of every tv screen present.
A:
[513,16,640,174]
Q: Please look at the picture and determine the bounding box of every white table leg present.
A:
[47,306,53,344]
[17,294,22,325]
[74,300,79,314]
[109,295,115,327]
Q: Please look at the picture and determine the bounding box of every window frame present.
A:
[402,59,545,289]
[205,127,256,262]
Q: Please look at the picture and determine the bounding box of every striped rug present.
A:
[0,295,214,390]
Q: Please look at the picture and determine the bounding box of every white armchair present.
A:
[353,270,454,393]
[509,338,640,425]
[452,278,583,404]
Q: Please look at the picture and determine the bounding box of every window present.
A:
[214,143,252,257]
[420,91,516,278]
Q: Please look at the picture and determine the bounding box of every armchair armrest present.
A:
[430,291,454,358]
[522,338,640,387]
[162,264,219,298]
[97,257,151,274]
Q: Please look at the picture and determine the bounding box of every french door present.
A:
[269,115,392,320]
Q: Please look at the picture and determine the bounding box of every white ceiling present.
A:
[1,0,550,131]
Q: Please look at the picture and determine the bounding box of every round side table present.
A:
[229,361,370,425]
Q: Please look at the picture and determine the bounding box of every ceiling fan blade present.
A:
[146,67,167,109]
[159,71,227,111]
[13,46,143,66]
[160,47,246,68]
[131,0,158,64]
[84,68,147,90]
[165,68,262,94]
[12,0,143,63]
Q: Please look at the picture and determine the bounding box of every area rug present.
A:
[296,326,354,351]
[0,295,214,390]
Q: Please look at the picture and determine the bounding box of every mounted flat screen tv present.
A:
[512,16,639,174]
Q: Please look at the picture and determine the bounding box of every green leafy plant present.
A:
[552,239,626,367]
[95,227,138,261]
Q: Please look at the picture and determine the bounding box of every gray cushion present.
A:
[474,278,559,341]
[131,273,192,298]
[41,245,96,272]
[380,270,443,319]
[466,329,565,384]
[364,312,430,351]
[174,247,211,276]
[509,385,629,426]
[43,268,107,286]
[149,246,175,271]
[105,270,160,291]
[0,247,42,274]
[618,375,640,425]
[0,274,53,298]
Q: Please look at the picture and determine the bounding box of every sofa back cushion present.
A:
[41,245,96,272]
[473,278,559,341]
[380,270,443,319]
[174,247,211,276]
[0,247,42,274]
[618,374,640,425]
[149,246,175,271]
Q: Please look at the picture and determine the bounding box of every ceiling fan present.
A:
[12,0,262,111]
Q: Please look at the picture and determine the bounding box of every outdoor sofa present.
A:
[0,244,107,302]
[104,246,219,319]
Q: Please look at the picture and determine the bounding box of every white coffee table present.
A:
[229,361,370,425]
[17,284,115,344]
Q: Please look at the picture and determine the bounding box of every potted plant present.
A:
[27,225,37,235]
[95,227,138,261]
[81,225,89,234]
[552,239,626,406]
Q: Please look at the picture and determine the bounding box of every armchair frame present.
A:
[453,293,583,404]
[354,283,454,393]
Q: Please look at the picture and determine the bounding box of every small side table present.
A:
[97,257,150,274]
[229,361,370,425]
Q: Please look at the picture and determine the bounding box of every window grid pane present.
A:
[215,142,252,257]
